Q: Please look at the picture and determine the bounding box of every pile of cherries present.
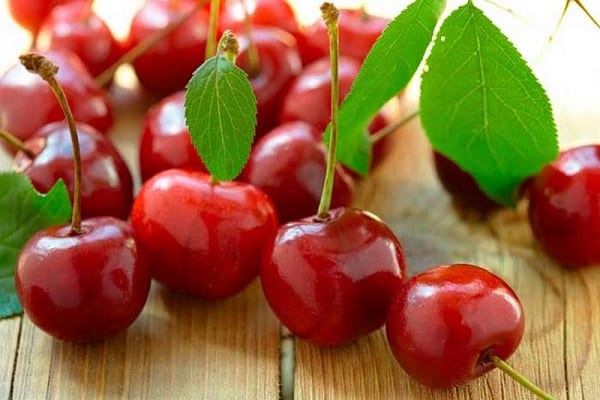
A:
[2,0,597,397]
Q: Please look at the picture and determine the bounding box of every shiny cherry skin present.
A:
[386,264,525,388]
[37,1,122,77]
[527,144,600,268]
[139,91,206,182]
[241,121,354,223]
[0,49,113,150]
[8,0,82,36]
[15,217,151,342]
[305,8,389,63]
[127,0,209,95]
[236,27,302,136]
[261,207,406,346]
[131,169,278,299]
[433,151,500,213]
[14,122,133,220]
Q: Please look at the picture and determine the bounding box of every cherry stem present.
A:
[489,354,556,400]
[0,129,35,158]
[20,54,83,235]
[206,0,221,59]
[316,2,340,220]
[95,0,207,86]
[219,30,240,63]
[370,110,419,144]
[240,0,261,78]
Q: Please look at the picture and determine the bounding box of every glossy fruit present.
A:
[15,216,151,342]
[236,27,302,136]
[14,122,133,220]
[8,0,82,35]
[241,121,354,223]
[305,8,389,63]
[0,49,113,150]
[261,207,406,346]
[37,1,122,77]
[127,0,210,95]
[386,264,525,388]
[527,144,600,268]
[131,169,278,299]
[139,91,206,182]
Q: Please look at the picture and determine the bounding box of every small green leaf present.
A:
[331,0,447,175]
[185,55,257,181]
[420,2,558,205]
[0,173,71,318]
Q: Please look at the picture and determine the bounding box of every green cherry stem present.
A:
[0,129,35,158]
[206,0,221,59]
[95,0,207,86]
[240,0,261,78]
[488,355,556,400]
[20,53,83,235]
[370,110,420,144]
[316,2,340,220]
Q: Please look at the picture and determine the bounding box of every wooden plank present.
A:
[11,282,280,399]
[0,317,20,399]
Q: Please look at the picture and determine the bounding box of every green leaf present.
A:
[420,2,558,205]
[184,55,257,181]
[0,173,71,318]
[331,0,447,175]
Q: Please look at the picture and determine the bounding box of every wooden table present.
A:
[1,1,599,398]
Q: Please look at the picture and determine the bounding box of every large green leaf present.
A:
[185,55,257,181]
[420,2,558,205]
[331,0,446,175]
[0,173,71,318]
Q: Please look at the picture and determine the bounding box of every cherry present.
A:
[0,49,113,151]
[36,1,122,78]
[7,0,82,37]
[130,169,278,299]
[127,0,210,95]
[236,27,302,136]
[14,122,134,220]
[139,91,206,182]
[15,53,151,343]
[527,144,600,268]
[305,8,389,63]
[241,121,354,223]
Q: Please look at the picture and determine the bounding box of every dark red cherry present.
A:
[15,216,151,342]
[130,169,278,299]
[8,0,82,36]
[236,27,302,136]
[305,8,389,63]
[37,1,122,78]
[14,122,133,220]
[527,144,600,268]
[0,49,113,151]
[386,264,525,388]
[241,121,354,223]
[139,91,206,182]
[127,0,210,95]
[260,207,406,346]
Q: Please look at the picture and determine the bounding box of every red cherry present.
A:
[139,91,206,182]
[8,0,82,35]
[0,49,113,151]
[15,216,151,342]
[260,207,406,346]
[527,144,600,268]
[130,169,278,299]
[14,122,133,220]
[386,264,525,388]
[236,27,302,136]
[305,8,389,63]
[241,121,354,223]
[36,1,122,78]
[127,0,210,95]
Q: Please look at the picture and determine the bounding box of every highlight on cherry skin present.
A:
[386,264,524,388]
